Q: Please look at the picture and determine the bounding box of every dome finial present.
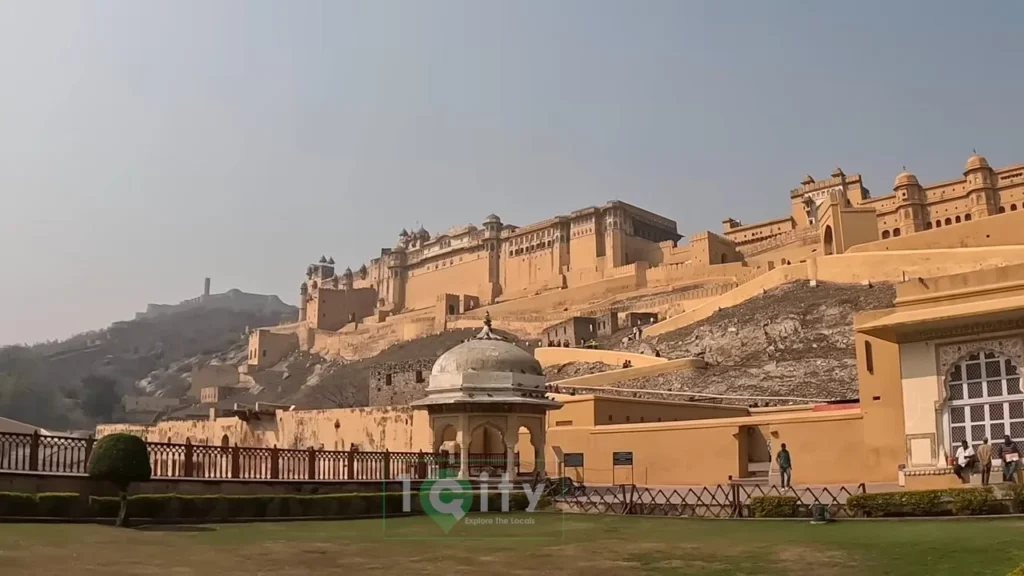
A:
[476,311,503,340]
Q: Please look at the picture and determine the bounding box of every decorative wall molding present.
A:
[937,337,1024,389]
[905,433,938,468]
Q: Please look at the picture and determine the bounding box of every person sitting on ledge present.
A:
[953,440,976,484]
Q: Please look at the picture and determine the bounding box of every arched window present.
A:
[822,225,834,256]
[882,230,891,239]
[893,228,902,237]
[944,218,953,226]
[946,351,1024,453]
[925,222,933,230]
[936,220,943,228]
[999,206,1007,214]
[1013,204,1019,212]
[965,213,972,222]
[955,215,962,223]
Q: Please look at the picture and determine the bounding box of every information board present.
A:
[563,453,584,468]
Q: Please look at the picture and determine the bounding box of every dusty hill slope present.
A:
[588,281,897,405]
[150,327,528,420]
[0,307,295,430]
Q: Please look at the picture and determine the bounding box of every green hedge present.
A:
[750,495,801,518]
[846,487,997,518]
[0,490,545,521]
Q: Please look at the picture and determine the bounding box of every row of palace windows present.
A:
[511,239,554,256]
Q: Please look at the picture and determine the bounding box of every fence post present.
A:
[346,447,356,480]
[270,445,280,479]
[416,450,427,480]
[731,484,741,518]
[231,443,241,479]
[383,450,391,481]
[84,435,95,470]
[307,447,317,480]
[184,438,194,477]
[28,431,40,472]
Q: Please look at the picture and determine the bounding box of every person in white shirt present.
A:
[954,440,976,484]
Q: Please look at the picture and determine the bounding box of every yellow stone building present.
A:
[108,151,1024,490]
[724,154,1024,247]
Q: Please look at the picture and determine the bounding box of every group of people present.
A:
[544,383,576,396]
[953,435,1021,484]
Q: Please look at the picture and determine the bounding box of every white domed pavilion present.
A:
[411,324,561,479]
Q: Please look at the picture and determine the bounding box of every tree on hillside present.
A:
[87,433,152,527]
[0,345,65,428]
[80,374,119,420]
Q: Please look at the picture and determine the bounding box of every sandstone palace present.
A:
[292,153,1024,338]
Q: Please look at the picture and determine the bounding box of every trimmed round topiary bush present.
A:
[87,433,152,527]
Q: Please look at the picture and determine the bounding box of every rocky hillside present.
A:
[583,281,896,405]
[0,306,296,430]
[138,326,529,423]
[544,361,610,383]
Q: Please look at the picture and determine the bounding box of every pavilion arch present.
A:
[822,225,835,256]
[432,423,458,453]
[514,418,546,474]
[469,420,508,454]
[937,339,1024,459]
[515,426,537,473]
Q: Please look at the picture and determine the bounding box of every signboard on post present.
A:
[612,451,633,466]
[564,453,584,468]
[611,451,634,485]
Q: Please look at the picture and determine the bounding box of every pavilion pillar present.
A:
[533,420,547,477]
[457,413,470,480]
[505,414,519,480]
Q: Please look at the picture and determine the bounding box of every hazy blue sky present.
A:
[2,0,1022,345]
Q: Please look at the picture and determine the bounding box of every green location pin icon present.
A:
[420,478,474,534]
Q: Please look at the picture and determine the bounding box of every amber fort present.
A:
[93,153,1024,490]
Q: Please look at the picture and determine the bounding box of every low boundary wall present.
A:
[551,358,704,389]
[535,348,667,369]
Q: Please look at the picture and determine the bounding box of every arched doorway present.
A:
[882,230,891,239]
[944,351,1024,460]
[514,425,536,474]
[822,225,835,256]
[469,422,508,476]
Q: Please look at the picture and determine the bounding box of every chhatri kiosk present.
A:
[412,324,561,479]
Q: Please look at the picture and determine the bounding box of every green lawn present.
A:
[1,513,1023,575]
